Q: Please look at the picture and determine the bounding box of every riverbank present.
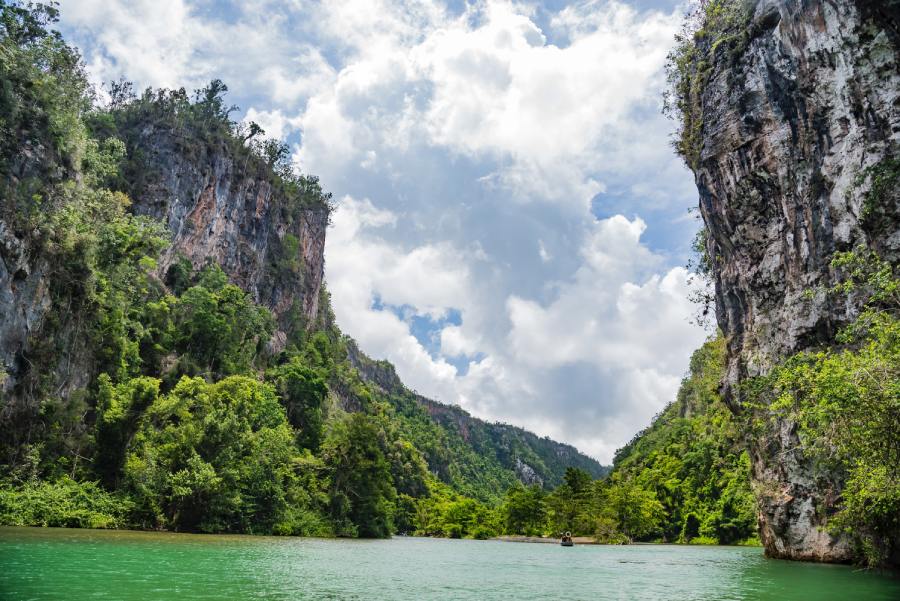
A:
[493,535,598,545]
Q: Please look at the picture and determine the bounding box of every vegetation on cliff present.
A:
[663,0,753,169]
[742,250,900,566]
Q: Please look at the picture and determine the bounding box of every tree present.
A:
[502,483,547,536]
[94,375,161,487]
[120,376,301,534]
[598,476,664,542]
[173,266,274,377]
[547,469,596,536]
[267,358,328,451]
[322,412,397,538]
[563,467,593,495]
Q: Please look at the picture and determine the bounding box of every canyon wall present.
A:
[691,0,898,562]
[121,122,329,340]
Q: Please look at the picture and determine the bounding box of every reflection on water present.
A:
[0,527,898,601]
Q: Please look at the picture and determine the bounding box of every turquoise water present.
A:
[1,527,898,600]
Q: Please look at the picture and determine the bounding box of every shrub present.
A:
[0,477,133,529]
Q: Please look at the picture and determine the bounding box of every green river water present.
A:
[1,527,898,600]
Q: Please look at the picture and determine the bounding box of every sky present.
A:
[58,0,710,463]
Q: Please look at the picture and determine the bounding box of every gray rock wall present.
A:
[126,124,328,340]
[692,0,899,562]
[0,124,328,404]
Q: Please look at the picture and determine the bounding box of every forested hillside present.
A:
[468,336,758,547]
[0,2,604,538]
[602,337,756,545]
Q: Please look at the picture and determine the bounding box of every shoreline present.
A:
[492,535,599,545]
[491,535,765,548]
[0,525,763,549]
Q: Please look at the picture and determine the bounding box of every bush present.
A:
[753,250,900,566]
[119,376,306,534]
[0,477,133,529]
[688,536,718,545]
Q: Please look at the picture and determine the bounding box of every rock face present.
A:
[692,0,899,562]
[0,223,82,398]
[0,123,329,402]
[124,123,329,339]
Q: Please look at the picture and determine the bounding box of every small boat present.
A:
[561,532,574,547]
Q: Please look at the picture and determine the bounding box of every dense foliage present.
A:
[347,347,608,502]
[743,250,900,566]
[0,477,133,529]
[369,335,756,546]
[5,3,894,564]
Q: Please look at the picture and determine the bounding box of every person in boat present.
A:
[561,532,574,546]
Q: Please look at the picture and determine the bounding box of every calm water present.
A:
[1,527,898,600]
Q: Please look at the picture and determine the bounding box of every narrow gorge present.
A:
[1,0,898,575]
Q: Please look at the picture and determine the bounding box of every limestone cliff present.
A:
[115,119,329,343]
[688,0,899,562]
[1,100,330,426]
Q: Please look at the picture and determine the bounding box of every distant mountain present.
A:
[345,340,610,501]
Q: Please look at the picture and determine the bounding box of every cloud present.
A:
[62,0,207,89]
[59,0,703,463]
[289,0,682,211]
[326,201,706,462]
[326,196,468,398]
[472,215,706,458]
[62,0,337,111]
[241,108,304,140]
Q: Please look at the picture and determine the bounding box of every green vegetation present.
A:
[476,337,757,546]
[346,335,756,546]
[0,477,133,529]
[663,0,753,168]
[114,376,306,534]
[0,1,89,199]
[323,412,400,538]
[502,483,549,536]
[743,250,900,566]
[4,2,894,566]
[607,337,756,545]
[857,157,900,238]
[346,348,608,502]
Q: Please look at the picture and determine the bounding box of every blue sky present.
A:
[59,0,709,462]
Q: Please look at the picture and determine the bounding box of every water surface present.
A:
[1,527,898,600]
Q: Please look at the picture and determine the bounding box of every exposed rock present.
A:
[691,0,899,562]
[124,122,329,334]
[345,338,404,393]
[0,117,329,441]
[0,222,50,396]
[515,457,543,487]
